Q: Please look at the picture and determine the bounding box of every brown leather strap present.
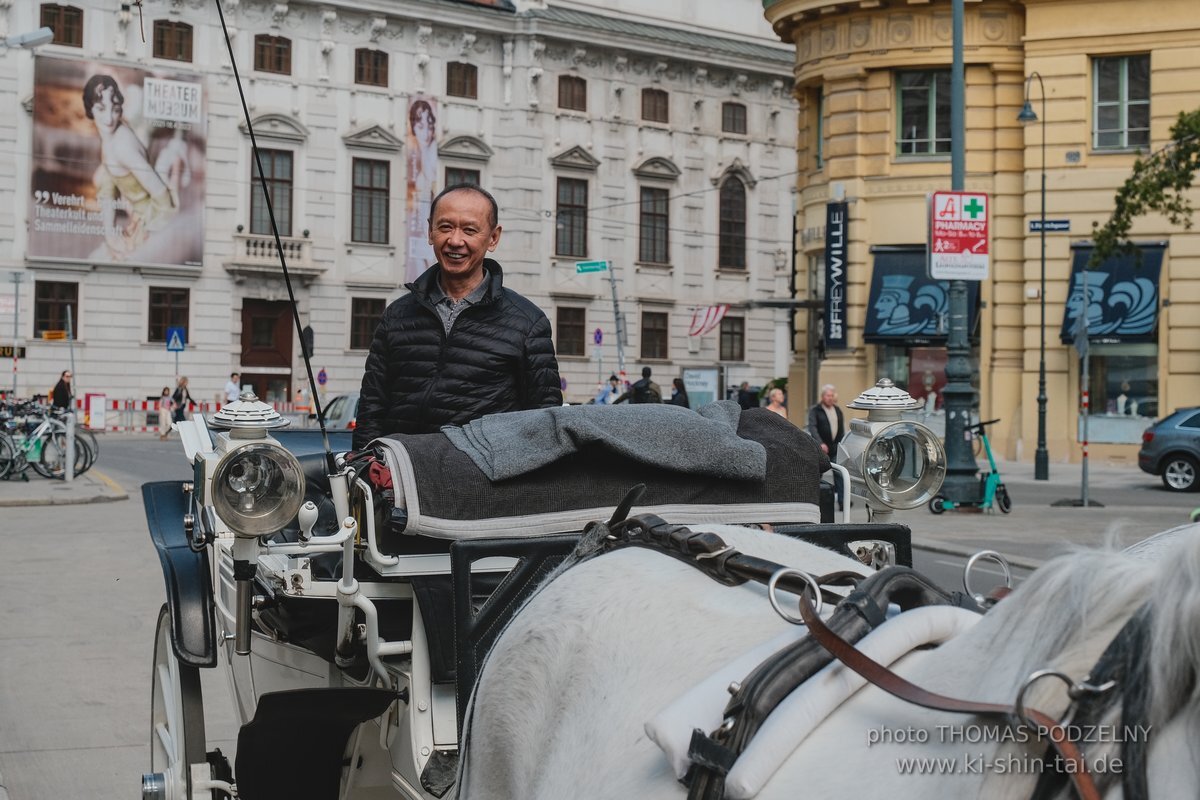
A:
[795,591,1101,800]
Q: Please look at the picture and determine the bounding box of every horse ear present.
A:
[608,484,647,527]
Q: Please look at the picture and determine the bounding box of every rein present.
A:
[590,512,1120,800]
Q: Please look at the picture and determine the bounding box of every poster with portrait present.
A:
[29,56,206,266]
[405,94,439,283]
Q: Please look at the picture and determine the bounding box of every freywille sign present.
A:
[824,202,848,350]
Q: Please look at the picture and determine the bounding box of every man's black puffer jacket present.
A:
[353,260,562,448]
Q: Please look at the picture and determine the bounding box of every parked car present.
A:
[311,392,359,431]
[1138,406,1200,491]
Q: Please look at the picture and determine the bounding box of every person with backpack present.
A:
[614,366,661,404]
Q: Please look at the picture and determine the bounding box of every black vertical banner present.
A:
[824,202,848,350]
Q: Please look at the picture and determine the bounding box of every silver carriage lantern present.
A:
[837,379,947,522]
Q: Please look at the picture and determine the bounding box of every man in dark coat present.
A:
[51,370,73,410]
[807,383,846,508]
[614,366,661,404]
[354,185,562,449]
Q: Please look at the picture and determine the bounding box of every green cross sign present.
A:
[963,197,985,219]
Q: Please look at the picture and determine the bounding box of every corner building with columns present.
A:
[764,0,1200,466]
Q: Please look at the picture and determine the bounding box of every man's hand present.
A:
[820,443,829,454]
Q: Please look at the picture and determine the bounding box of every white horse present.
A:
[458,523,1200,799]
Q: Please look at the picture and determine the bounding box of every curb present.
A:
[911,538,1044,571]
[0,468,128,507]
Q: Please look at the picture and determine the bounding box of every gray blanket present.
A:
[441,401,766,481]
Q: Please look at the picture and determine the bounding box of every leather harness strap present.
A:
[793,587,1102,800]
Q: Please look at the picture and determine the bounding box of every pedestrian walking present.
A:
[172,376,194,423]
[807,383,846,508]
[158,386,174,439]
[595,374,622,405]
[765,387,788,419]
[736,381,758,410]
[668,378,690,409]
[614,367,662,404]
[225,372,241,405]
[51,370,73,410]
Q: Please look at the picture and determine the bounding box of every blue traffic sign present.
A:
[165,326,187,352]
[593,328,603,346]
[317,368,328,386]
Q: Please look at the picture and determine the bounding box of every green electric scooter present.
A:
[928,418,1012,514]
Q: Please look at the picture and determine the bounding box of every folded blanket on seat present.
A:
[441,400,765,481]
[371,408,828,545]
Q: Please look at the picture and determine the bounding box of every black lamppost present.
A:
[1018,72,1049,481]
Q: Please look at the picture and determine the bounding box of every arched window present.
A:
[718,177,746,270]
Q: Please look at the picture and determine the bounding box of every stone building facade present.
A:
[0,0,798,411]
[764,0,1200,465]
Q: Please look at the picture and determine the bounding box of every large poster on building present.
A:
[405,95,439,283]
[29,56,206,266]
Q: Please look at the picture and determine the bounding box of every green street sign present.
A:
[575,260,609,274]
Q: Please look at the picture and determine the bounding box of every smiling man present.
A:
[354,184,562,447]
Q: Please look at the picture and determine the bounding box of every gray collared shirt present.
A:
[429,271,491,335]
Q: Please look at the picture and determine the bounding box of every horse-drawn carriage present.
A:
[142,388,1198,800]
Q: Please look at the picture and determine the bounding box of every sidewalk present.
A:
[883,457,1195,568]
[0,467,127,507]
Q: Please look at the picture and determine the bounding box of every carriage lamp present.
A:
[838,379,947,522]
[207,391,305,538]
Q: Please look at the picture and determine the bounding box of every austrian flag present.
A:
[689,304,729,336]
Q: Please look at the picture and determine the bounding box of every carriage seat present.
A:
[368,407,829,555]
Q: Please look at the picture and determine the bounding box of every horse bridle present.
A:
[584,510,1146,800]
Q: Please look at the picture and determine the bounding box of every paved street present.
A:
[0,434,1195,799]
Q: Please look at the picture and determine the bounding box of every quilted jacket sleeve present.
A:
[522,312,563,409]
[353,318,391,450]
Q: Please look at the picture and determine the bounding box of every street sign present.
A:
[575,260,609,274]
[317,368,328,386]
[165,326,187,352]
[1029,219,1071,233]
[929,191,989,280]
[0,345,25,359]
[593,328,603,346]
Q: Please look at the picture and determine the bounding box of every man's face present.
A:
[429,190,501,281]
[821,388,837,407]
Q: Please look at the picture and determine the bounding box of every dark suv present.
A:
[1138,407,1200,491]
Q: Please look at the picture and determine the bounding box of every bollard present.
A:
[65,412,75,483]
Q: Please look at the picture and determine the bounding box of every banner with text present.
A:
[823,201,848,350]
[30,56,206,266]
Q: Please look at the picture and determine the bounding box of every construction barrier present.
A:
[70,398,308,432]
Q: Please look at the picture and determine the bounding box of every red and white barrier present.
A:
[70,398,301,432]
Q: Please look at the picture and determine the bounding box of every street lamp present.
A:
[1018,72,1049,481]
[3,27,54,49]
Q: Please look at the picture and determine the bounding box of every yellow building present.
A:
[763,0,1200,467]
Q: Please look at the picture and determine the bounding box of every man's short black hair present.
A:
[642,367,652,378]
[429,184,499,228]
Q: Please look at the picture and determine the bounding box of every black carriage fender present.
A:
[143,481,217,668]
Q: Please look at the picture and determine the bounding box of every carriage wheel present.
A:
[929,495,947,514]
[149,604,208,800]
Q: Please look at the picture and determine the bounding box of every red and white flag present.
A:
[688,304,729,337]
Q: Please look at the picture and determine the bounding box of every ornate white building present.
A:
[0,0,797,409]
